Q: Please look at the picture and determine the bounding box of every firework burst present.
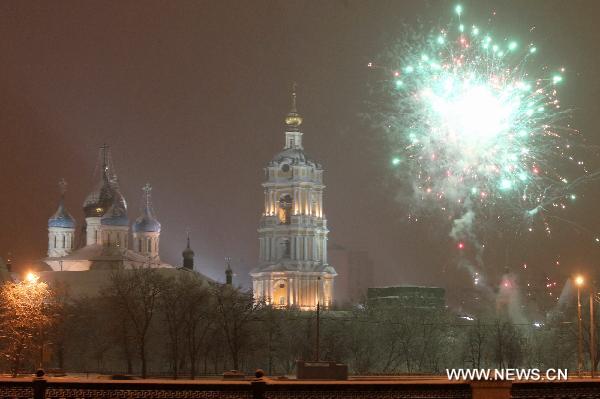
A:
[372,5,593,238]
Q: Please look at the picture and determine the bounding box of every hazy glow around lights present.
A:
[25,272,39,283]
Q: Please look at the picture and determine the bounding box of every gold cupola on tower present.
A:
[284,83,303,129]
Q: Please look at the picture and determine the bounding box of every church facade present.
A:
[43,145,188,272]
[250,89,336,310]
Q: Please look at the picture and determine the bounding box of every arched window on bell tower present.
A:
[278,194,292,224]
[274,280,287,307]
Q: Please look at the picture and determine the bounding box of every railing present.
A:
[1,371,470,399]
[3,371,600,399]
[511,381,600,398]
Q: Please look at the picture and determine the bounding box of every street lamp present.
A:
[25,271,39,284]
[315,276,321,362]
[590,284,596,379]
[575,275,584,377]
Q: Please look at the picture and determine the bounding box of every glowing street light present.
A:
[25,271,39,284]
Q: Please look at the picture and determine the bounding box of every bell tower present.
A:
[250,85,336,310]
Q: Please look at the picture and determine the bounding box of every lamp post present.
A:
[590,283,596,379]
[575,275,584,377]
[315,276,321,362]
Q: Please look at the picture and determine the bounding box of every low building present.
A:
[367,286,446,309]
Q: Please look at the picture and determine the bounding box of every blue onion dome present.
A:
[100,192,129,226]
[133,217,161,233]
[132,184,161,233]
[48,179,76,229]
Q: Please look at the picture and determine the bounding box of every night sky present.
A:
[1,1,599,301]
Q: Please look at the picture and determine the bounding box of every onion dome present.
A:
[83,144,127,217]
[183,237,194,258]
[100,191,129,226]
[83,180,116,217]
[133,184,161,233]
[284,84,303,130]
[48,179,76,229]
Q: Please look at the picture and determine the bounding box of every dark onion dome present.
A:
[100,193,129,226]
[183,236,194,258]
[83,180,128,218]
[83,144,127,217]
[183,245,194,258]
[48,197,75,229]
[132,184,161,233]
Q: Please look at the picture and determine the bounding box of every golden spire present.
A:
[285,82,303,128]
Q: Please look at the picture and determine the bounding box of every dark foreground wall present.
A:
[2,377,600,399]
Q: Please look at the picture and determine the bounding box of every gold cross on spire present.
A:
[185,227,191,248]
[291,81,297,112]
[58,178,68,195]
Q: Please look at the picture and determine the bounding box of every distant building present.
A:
[41,145,178,272]
[328,243,374,305]
[182,232,195,270]
[30,144,213,296]
[367,286,446,309]
[225,258,233,285]
[250,86,336,310]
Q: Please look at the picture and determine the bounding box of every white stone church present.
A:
[42,145,181,272]
[250,89,337,310]
[39,88,337,308]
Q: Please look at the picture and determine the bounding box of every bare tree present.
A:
[463,319,487,369]
[213,284,256,371]
[159,274,187,379]
[67,297,114,373]
[160,271,211,379]
[346,307,377,374]
[491,317,524,368]
[273,308,311,374]
[179,275,211,379]
[102,266,166,378]
[45,281,71,371]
